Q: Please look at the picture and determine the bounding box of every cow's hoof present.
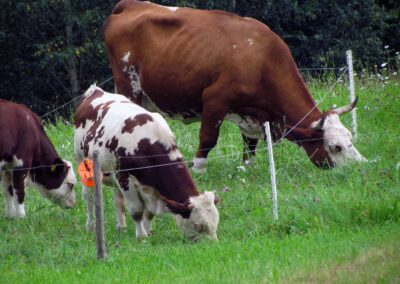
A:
[192,158,207,173]
[86,222,95,233]
[136,233,149,240]
[116,223,127,232]
[192,167,206,174]
[15,207,26,218]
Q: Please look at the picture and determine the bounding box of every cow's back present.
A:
[103,0,289,103]
[0,100,42,161]
[74,87,176,171]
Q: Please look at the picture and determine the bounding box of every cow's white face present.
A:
[312,114,366,166]
[175,191,219,241]
[38,160,76,208]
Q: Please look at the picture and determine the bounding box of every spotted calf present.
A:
[74,85,219,240]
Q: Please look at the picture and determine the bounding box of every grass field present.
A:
[1,75,399,283]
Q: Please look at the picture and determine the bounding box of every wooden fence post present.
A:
[93,150,106,259]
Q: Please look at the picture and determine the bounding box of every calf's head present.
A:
[166,191,219,241]
[36,159,77,208]
[287,98,366,168]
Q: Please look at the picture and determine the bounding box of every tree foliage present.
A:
[0,0,398,117]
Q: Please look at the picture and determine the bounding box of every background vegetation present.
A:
[0,0,399,116]
[1,76,399,282]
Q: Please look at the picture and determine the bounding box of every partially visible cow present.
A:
[0,100,76,218]
[103,0,366,172]
[74,85,219,241]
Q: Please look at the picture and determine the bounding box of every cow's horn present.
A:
[311,112,327,130]
[332,96,358,116]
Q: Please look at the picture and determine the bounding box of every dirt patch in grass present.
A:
[285,241,400,284]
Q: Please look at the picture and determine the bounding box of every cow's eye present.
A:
[329,145,342,153]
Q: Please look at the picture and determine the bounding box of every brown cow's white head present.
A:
[288,98,366,168]
[173,191,219,241]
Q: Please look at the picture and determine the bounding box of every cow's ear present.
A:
[50,158,65,174]
[214,193,219,205]
[162,197,191,218]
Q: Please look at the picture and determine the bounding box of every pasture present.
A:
[1,76,399,283]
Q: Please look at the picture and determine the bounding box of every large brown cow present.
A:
[0,100,76,218]
[103,0,366,172]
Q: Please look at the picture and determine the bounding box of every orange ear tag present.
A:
[78,159,95,187]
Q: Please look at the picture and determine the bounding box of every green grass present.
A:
[1,76,399,283]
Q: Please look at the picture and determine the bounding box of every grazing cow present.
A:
[103,0,366,172]
[0,100,76,218]
[74,85,219,241]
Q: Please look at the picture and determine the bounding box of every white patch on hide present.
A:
[168,149,183,161]
[166,6,179,12]
[154,2,179,12]
[82,84,99,98]
[225,113,262,139]
[12,156,24,168]
[122,51,131,63]
[126,65,142,98]
[247,38,254,46]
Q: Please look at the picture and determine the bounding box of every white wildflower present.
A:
[381,62,387,68]
[236,166,246,172]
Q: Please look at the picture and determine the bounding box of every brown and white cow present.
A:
[103,0,366,172]
[0,100,76,218]
[74,85,219,241]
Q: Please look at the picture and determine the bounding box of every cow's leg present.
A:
[143,210,154,236]
[11,170,28,218]
[2,171,15,218]
[82,185,95,232]
[117,173,147,239]
[124,187,147,239]
[113,188,126,231]
[242,134,258,165]
[193,94,228,172]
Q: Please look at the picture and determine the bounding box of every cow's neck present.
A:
[269,69,322,128]
[35,135,59,166]
[136,163,199,204]
[30,135,60,185]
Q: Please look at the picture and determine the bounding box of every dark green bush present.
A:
[0,0,398,117]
